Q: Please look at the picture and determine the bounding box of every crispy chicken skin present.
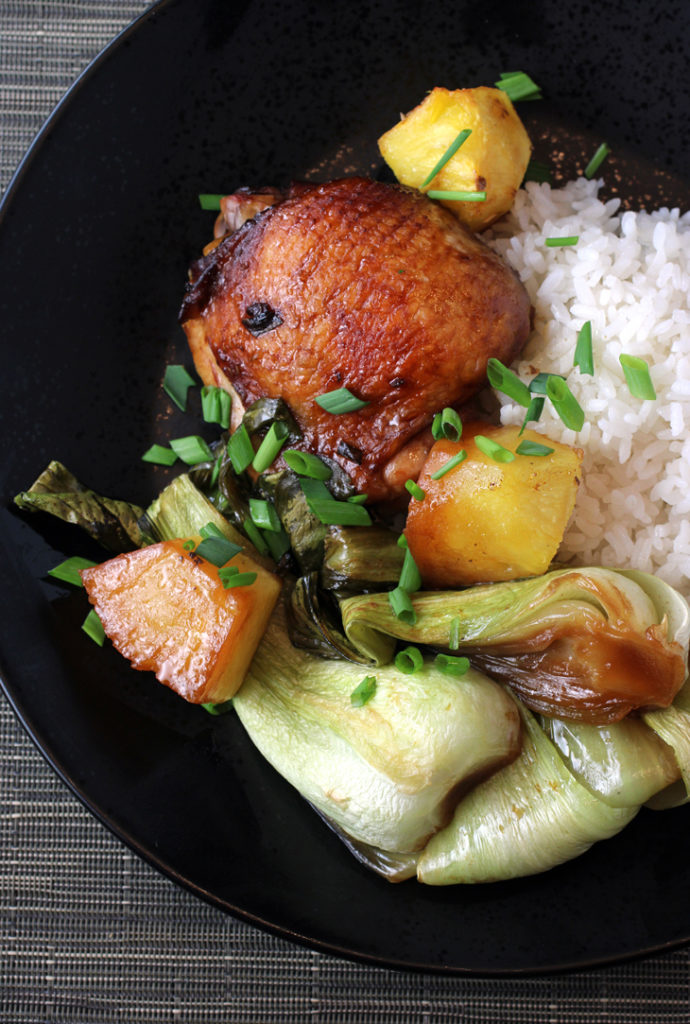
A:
[180,177,530,500]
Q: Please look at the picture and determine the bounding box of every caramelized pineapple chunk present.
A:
[81,538,281,703]
[404,424,582,587]
[378,86,531,231]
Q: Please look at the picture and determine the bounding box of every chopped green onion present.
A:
[426,190,486,202]
[201,701,233,715]
[82,608,105,646]
[261,527,291,562]
[397,534,408,549]
[282,449,332,479]
[545,236,579,247]
[545,376,585,430]
[420,129,472,189]
[299,478,332,502]
[619,354,656,400]
[431,407,463,442]
[303,498,372,527]
[474,435,515,463]
[584,142,611,180]
[251,422,289,473]
[516,440,554,457]
[405,479,425,501]
[399,547,422,593]
[529,372,561,395]
[201,385,231,429]
[350,675,377,707]
[449,617,461,651]
[195,535,242,567]
[249,498,282,532]
[241,517,270,557]
[519,395,545,435]
[430,449,467,480]
[495,71,542,102]
[218,568,257,588]
[227,424,254,474]
[487,358,532,407]
[183,539,195,551]
[574,321,594,375]
[347,493,368,504]
[163,364,196,411]
[141,444,178,466]
[315,387,369,414]
[434,653,470,676]
[48,556,97,587]
[170,435,213,466]
[200,522,225,540]
[388,586,416,625]
[395,645,424,675]
[198,193,223,210]
[522,159,551,184]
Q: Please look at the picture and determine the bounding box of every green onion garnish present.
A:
[163,364,196,411]
[195,535,242,568]
[431,407,463,442]
[519,395,545,435]
[430,450,467,480]
[48,556,97,587]
[251,421,289,474]
[218,568,257,588]
[241,518,270,557]
[227,424,254,474]
[282,449,332,479]
[474,435,515,463]
[201,385,231,429]
[394,645,424,675]
[388,586,416,625]
[249,498,282,532]
[516,440,554,457]
[574,321,594,375]
[522,159,551,184]
[487,358,532,407]
[405,479,425,501]
[449,616,461,651]
[199,522,225,540]
[183,539,195,551]
[315,387,369,414]
[399,546,422,593]
[170,435,213,466]
[545,376,585,430]
[420,129,472,189]
[350,675,377,707]
[434,653,470,676]
[584,142,611,180]
[545,236,579,247]
[82,608,106,646]
[495,71,542,102]
[397,534,408,549]
[347,493,368,504]
[198,193,224,210]
[426,190,487,202]
[529,372,561,395]
[141,444,178,466]
[262,527,291,562]
[304,498,372,527]
[619,354,656,400]
[201,700,233,715]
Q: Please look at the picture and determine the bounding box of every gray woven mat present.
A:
[2,3,690,1021]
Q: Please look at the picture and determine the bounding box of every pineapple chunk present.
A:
[378,86,531,231]
[81,538,281,703]
[404,424,582,586]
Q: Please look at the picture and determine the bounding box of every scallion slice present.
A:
[201,701,233,715]
[282,449,332,480]
[315,387,369,414]
[241,518,270,557]
[48,556,97,587]
[251,421,289,473]
[545,376,585,430]
[227,424,254,474]
[195,535,242,567]
[426,190,486,202]
[430,449,467,480]
[201,385,231,429]
[394,645,424,675]
[487,357,532,407]
[574,321,594,375]
[219,568,257,588]
[199,522,225,540]
[516,440,554,457]
[420,129,472,189]
[584,142,611,179]
[519,395,545,435]
[431,407,462,442]
[388,586,416,625]
[474,435,515,463]
[495,71,542,102]
[249,498,282,532]
[545,236,579,247]
[405,479,425,501]
[141,444,178,466]
[304,498,372,527]
[170,435,213,466]
[198,193,224,210]
[529,372,561,395]
[619,354,656,400]
[163,364,196,411]
[82,608,106,646]
[347,493,368,505]
[399,547,421,593]
[262,527,291,562]
[434,653,470,676]
[350,675,377,707]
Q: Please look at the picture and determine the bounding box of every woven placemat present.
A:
[2,3,690,1021]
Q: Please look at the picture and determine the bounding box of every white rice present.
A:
[485,178,690,594]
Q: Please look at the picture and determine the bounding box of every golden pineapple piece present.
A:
[378,86,531,231]
[81,537,281,703]
[404,423,582,586]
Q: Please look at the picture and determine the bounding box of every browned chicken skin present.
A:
[180,177,531,500]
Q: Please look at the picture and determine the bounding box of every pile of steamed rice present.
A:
[485,178,690,595]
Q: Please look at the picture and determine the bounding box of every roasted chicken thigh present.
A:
[180,177,530,500]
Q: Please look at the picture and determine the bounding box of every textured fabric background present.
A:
[1,3,690,1022]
